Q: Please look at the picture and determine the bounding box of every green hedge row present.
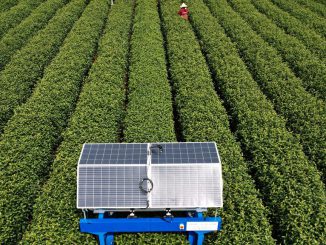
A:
[0,0,46,38]
[228,0,326,100]
[0,0,69,70]
[116,0,182,243]
[159,0,274,244]
[21,1,134,243]
[294,0,326,18]
[0,0,108,243]
[0,0,87,133]
[0,0,19,13]
[123,0,175,143]
[315,0,326,6]
[251,0,326,62]
[205,0,326,183]
[204,0,326,243]
[271,0,326,38]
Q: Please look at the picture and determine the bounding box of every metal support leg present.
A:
[96,231,114,245]
[188,232,196,245]
[196,232,205,245]
[97,213,115,245]
[187,212,204,245]
[188,231,206,245]
[106,233,114,245]
[98,233,106,245]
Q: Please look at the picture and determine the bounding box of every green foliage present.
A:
[292,0,326,18]
[0,0,87,133]
[204,0,326,243]
[315,0,326,7]
[0,0,324,244]
[205,0,326,183]
[0,0,108,243]
[20,0,133,243]
[123,0,176,143]
[0,0,20,13]
[228,0,326,100]
[252,0,326,62]
[0,0,70,70]
[271,0,326,38]
[160,0,274,244]
[0,0,47,38]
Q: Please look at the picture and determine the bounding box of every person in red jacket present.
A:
[178,3,189,20]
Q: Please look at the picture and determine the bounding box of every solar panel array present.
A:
[77,142,223,209]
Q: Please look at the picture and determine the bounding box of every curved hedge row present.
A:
[160,0,274,244]
[204,0,326,243]
[205,0,326,182]
[0,0,19,13]
[251,0,326,62]
[271,0,326,38]
[0,0,87,133]
[228,0,326,100]
[0,0,108,243]
[0,0,69,70]
[294,0,326,18]
[0,0,46,38]
[21,1,134,243]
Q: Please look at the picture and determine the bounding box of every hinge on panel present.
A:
[150,144,163,153]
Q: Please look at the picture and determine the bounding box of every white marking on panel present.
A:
[186,222,218,231]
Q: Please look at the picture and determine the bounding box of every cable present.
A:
[139,178,154,193]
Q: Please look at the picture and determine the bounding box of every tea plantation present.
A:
[0,0,325,244]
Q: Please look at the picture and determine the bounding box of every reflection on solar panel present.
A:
[77,142,223,210]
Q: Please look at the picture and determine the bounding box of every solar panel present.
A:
[151,142,220,164]
[79,143,147,165]
[77,142,223,210]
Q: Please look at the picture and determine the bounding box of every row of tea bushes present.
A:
[0,0,70,70]
[0,0,108,243]
[21,0,134,243]
[252,0,326,62]
[294,0,326,18]
[0,0,46,38]
[0,0,87,133]
[0,0,20,13]
[228,0,326,100]
[204,0,326,243]
[271,0,326,38]
[159,0,274,244]
[205,0,326,182]
[123,0,176,143]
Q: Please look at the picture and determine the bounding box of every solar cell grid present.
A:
[78,165,148,208]
[151,142,219,164]
[77,142,222,209]
[79,143,147,164]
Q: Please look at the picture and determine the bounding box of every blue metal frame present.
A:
[80,212,222,245]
